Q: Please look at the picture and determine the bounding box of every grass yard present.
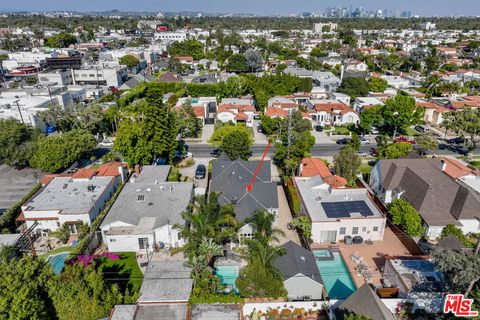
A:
[97,252,144,292]
[332,126,351,135]
[404,127,419,137]
[41,246,72,259]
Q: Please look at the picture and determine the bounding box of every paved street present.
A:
[187,143,477,158]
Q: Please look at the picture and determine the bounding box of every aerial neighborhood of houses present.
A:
[1,7,480,320]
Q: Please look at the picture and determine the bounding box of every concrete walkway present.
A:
[201,124,215,144]
[274,185,301,246]
[312,130,336,144]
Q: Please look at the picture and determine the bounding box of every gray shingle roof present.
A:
[135,304,188,320]
[436,234,465,251]
[377,159,480,226]
[139,261,193,303]
[101,166,193,230]
[274,241,323,285]
[210,158,278,222]
[337,283,395,320]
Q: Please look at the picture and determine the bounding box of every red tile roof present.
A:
[219,103,256,112]
[192,106,205,118]
[324,175,348,188]
[313,102,357,115]
[72,169,96,179]
[441,157,478,179]
[235,112,248,120]
[301,158,332,178]
[266,107,289,118]
[96,162,124,177]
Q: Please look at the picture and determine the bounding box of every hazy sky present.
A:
[2,0,479,16]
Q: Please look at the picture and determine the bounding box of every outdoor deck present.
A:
[311,227,424,288]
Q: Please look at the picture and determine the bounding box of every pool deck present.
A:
[311,227,422,288]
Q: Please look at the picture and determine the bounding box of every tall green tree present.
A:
[0,119,41,168]
[441,108,480,151]
[381,94,424,137]
[379,142,412,159]
[45,32,77,48]
[416,134,438,155]
[245,210,285,243]
[114,88,178,165]
[368,77,388,92]
[333,145,361,186]
[48,264,122,320]
[210,124,252,160]
[168,39,204,60]
[0,255,54,320]
[359,105,383,133]
[226,54,249,72]
[433,249,480,295]
[119,54,140,68]
[389,198,423,237]
[338,78,370,99]
[177,100,202,139]
[30,129,96,173]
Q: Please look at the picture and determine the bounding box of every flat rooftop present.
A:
[24,176,113,215]
[295,176,382,222]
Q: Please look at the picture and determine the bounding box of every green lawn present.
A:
[41,246,72,259]
[332,126,351,135]
[404,127,419,137]
[97,252,144,292]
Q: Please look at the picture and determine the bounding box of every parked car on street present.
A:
[448,144,469,155]
[314,125,323,132]
[357,151,369,157]
[447,137,465,145]
[195,164,206,179]
[414,125,430,133]
[336,138,352,145]
[360,137,370,145]
[210,148,220,158]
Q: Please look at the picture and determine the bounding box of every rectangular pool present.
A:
[215,265,240,293]
[313,250,356,299]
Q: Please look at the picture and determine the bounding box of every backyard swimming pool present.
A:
[215,265,240,293]
[313,250,356,300]
[47,252,70,274]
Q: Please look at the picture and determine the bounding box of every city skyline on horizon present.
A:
[1,0,480,17]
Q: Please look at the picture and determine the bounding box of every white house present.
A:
[217,99,256,127]
[100,166,194,253]
[294,176,386,243]
[380,75,410,89]
[307,100,359,126]
[353,96,384,113]
[20,175,117,236]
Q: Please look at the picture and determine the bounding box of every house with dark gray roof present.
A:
[370,158,480,240]
[274,241,324,300]
[335,283,395,320]
[100,165,194,253]
[210,156,279,241]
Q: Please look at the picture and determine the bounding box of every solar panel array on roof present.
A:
[321,200,374,219]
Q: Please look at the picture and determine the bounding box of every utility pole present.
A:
[14,100,25,124]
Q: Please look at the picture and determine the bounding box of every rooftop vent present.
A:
[146,188,152,192]
[137,194,145,202]
[87,185,96,192]
[231,196,238,205]
[63,183,68,189]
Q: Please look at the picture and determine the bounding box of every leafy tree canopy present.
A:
[119,54,140,68]
[333,145,361,186]
[338,77,370,99]
[169,39,204,60]
[368,77,388,92]
[442,108,480,151]
[45,32,77,48]
[389,198,423,237]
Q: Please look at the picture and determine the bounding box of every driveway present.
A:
[178,157,210,189]
[201,124,215,144]
[253,120,268,145]
[274,185,301,246]
[312,130,336,144]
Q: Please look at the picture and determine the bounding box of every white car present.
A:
[99,139,114,147]
[357,152,369,157]
[360,138,370,145]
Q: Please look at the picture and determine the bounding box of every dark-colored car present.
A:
[257,126,263,133]
[449,144,469,155]
[438,143,449,150]
[314,125,323,132]
[210,148,220,158]
[336,138,352,145]
[195,164,206,179]
[447,137,465,145]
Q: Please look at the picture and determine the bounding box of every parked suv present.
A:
[195,164,206,179]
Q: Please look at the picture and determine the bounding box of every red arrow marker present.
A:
[246,141,271,192]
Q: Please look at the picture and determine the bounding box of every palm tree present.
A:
[173,193,238,259]
[246,210,285,242]
[199,239,224,265]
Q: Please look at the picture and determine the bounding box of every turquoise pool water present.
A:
[314,250,356,300]
[216,265,240,293]
[47,252,70,274]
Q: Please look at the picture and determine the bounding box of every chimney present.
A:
[118,166,126,183]
[441,159,447,172]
